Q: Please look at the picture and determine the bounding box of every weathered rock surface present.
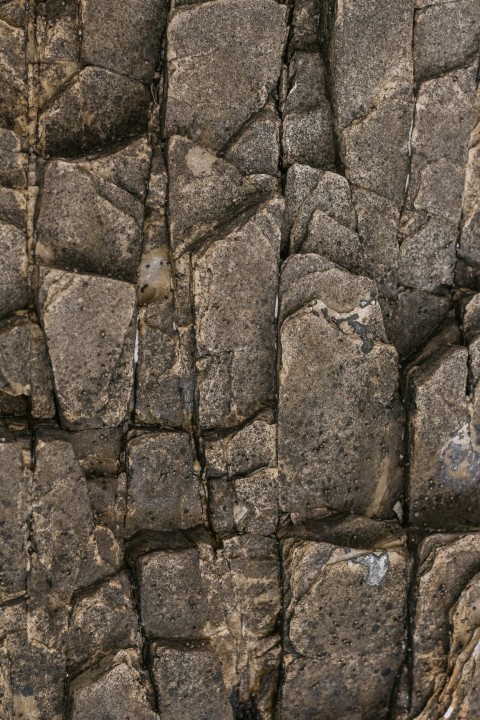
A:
[194,199,282,429]
[165,0,287,150]
[37,268,136,429]
[126,431,203,535]
[281,533,410,719]
[2,0,479,716]
[278,257,403,519]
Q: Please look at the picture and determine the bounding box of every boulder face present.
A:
[1,0,479,719]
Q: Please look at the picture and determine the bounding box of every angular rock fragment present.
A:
[283,52,334,169]
[0,315,55,418]
[38,67,151,157]
[125,432,202,536]
[194,198,282,429]
[224,104,280,176]
[81,0,168,82]
[36,176,138,276]
[411,533,480,715]
[165,0,287,150]
[281,534,410,719]
[204,414,276,478]
[35,146,149,282]
[382,289,452,358]
[152,644,234,720]
[407,345,480,529]
[323,0,413,300]
[138,546,209,639]
[67,427,123,477]
[278,256,403,519]
[414,0,480,81]
[210,468,278,536]
[0,434,30,604]
[168,135,275,257]
[399,66,477,293]
[37,268,136,429]
[69,650,159,720]
[28,438,122,651]
[343,98,412,208]
[0,221,28,318]
[284,163,361,272]
[35,0,80,100]
[352,187,400,298]
[67,573,140,670]
[0,13,27,135]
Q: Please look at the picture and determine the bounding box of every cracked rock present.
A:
[37,268,136,430]
[152,644,234,720]
[38,67,151,157]
[194,198,282,430]
[35,154,147,282]
[69,650,159,720]
[164,0,287,150]
[67,573,141,670]
[81,0,168,82]
[407,345,480,529]
[168,135,276,257]
[138,546,209,639]
[411,532,480,715]
[125,431,203,536]
[278,257,403,519]
[281,534,410,720]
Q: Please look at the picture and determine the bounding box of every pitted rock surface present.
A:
[1,0,479,718]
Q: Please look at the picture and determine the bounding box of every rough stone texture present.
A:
[281,532,410,720]
[125,431,203,535]
[2,0,480,717]
[194,199,282,430]
[165,0,287,150]
[37,268,136,429]
[278,257,403,519]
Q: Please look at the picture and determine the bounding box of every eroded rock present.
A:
[278,257,403,519]
[281,534,410,719]
[165,0,287,150]
[37,268,136,429]
[125,431,203,536]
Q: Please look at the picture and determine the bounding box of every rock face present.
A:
[1,0,479,718]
